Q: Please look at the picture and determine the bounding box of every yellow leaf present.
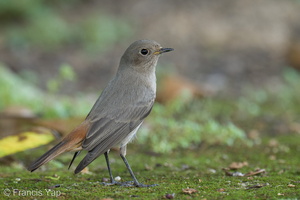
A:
[0,131,55,157]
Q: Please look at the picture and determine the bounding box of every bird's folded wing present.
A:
[82,101,154,151]
[74,102,153,174]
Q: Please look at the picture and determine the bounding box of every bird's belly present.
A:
[119,122,143,147]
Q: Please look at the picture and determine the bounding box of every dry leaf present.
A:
[288,184,295,188]
[229,161,248,169]
[182,188,197,194]
[244,169,266,176]
[223,168,266,177]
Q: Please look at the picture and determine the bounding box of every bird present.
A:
[28,39,174,187]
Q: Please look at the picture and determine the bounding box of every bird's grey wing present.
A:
[82,101,154,151]
[74,102,153,173]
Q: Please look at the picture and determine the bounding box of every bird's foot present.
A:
[121,181,158,187]
[101,181,118,186]
[101,180,157,187]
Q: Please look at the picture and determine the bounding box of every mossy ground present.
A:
[1,134,299,200]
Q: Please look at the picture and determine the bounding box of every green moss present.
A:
[1,134,299,199]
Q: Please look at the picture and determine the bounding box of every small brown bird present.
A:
[28,40,173,187]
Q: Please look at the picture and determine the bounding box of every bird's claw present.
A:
[101,181,157,187]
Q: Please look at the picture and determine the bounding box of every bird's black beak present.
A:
[154,47,174,55]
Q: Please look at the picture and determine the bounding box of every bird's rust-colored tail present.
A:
[28,121,90,172]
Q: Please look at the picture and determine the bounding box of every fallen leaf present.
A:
[0,129,55,157]
[244,169,266,176]
[288,184,295,188]
[228,161,248,169]
[182,188,197,194]
[223,168,266,177]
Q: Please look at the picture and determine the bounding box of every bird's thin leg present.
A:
[120,153,140,186]
[104,151,116,184]
[120,145,157,187]
[101,151,119,186]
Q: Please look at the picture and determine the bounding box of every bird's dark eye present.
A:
[140,49,149,55]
